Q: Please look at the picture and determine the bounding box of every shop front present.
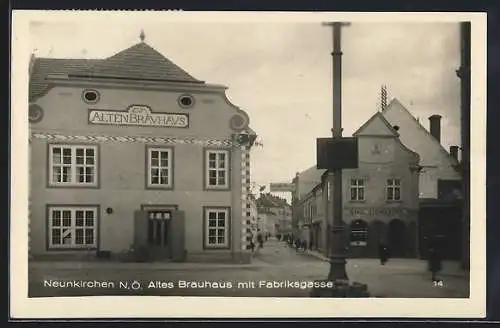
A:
[344,206,418,258]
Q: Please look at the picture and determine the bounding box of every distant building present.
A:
[256,193,292,236]
[28,33,257,262]
[295,111,421,258]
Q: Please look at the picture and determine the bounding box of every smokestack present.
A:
[428,115,442,143]
[449,146,459,160]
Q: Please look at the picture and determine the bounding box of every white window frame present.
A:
[204,208,230,249]
[349,178,365,201]
[147,147,173,188]
[48,206,98,249]
[386,178,402,201]
[205,149,229,189]
[48,144,98,187]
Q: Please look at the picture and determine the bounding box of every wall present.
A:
[30,81,249,256]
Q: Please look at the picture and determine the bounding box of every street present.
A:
[28,238,469,298]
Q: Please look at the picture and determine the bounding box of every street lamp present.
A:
[323,21,350,282]
[311,22,370,298]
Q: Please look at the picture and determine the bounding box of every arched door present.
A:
[388,219,406,257]
[368,220,387,258]
[350,219,368,257]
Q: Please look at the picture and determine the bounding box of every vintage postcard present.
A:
[10,11,486,318]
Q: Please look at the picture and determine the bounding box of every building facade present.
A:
[247,194,259,246]
[296,112,421,258]
[381,98,463,260]
[256,193,292,237]
[28,36,257,262]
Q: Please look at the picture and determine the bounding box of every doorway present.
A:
[140,204,178,259]
[388,219,406,257]
[146,210,172,248]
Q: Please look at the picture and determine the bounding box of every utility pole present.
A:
[322,21,350,282]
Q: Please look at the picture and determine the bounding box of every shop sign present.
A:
[346,207,406,217]
[88,105,189,128]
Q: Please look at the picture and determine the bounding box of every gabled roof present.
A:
[352,111,400,137]
[29,41,204,102]
[381,98,459,165]
[70,42,203,84]
[257,193,289,208]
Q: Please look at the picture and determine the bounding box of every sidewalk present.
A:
[298,248,468,278]
[29,259,271,271]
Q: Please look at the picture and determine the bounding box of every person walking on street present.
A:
[378,242,389,265]
[428,246,442,282]
[257,233,264,249]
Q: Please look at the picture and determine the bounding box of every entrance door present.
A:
[147,210,172,249]
[388,219,406,257]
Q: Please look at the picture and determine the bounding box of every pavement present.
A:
[28,238,470,298]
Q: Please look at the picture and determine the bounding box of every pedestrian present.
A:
[302,239,308,252]
[250,239,255,252]
[295,238,301,252]
[378,242,389,265]
[257,233,264,248]
[428,246,442,282]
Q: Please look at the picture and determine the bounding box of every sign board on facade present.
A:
[270,183,296,193]
[88,105,189,128]
[346,207,407,217]
[316,137,359,170]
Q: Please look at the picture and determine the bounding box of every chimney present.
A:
[450,146,459,160]
[428,115,442,143]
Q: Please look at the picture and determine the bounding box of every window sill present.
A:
[203,245,230,250]
[385,200,403,204]
[349,200,366,203]
[47,246,97,251]
[146,185,174,190]
[204,186,231,191]
[48,184,99,189]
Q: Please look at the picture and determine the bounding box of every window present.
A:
[205,150,229,189]
[350,179,365,201]
[147,147,173,188]
[48,206,98,249]
[204,208,230,249]
[82,89,101,105]
[386,179,401,201]
[178,94,195,109]
[49,145,98,187]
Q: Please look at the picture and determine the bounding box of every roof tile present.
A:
[70,42,202,83]
[29,42,203,102]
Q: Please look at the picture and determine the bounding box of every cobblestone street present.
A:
[29,239,469,298]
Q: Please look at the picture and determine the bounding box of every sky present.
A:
[29,19,462,197]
